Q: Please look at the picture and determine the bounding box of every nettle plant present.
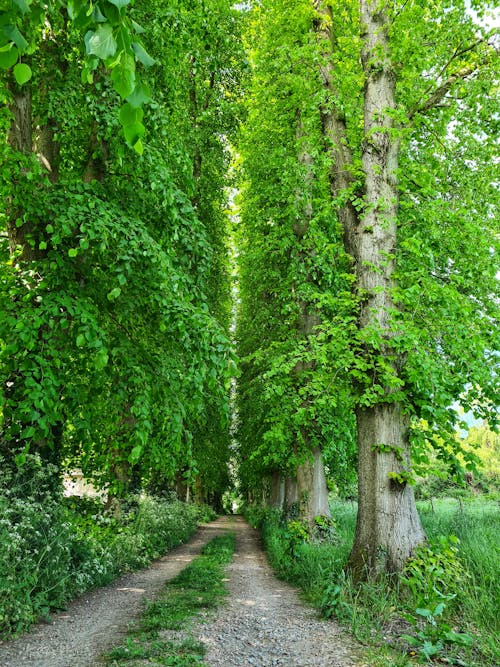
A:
[400,535,473,662]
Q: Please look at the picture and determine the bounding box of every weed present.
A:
[319,572,352,621]
[0,456,212,640]
[401,601,473,663]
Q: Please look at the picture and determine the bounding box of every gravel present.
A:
[198,516,363,666]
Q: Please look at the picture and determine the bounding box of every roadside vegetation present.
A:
[246,491,499,667]
[0,453,216,640]
[103,533,235,667]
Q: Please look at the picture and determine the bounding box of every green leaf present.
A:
[3,25,28,51]
[129,445,142,463]
[67,0,86,20]
[119,102,146,148]
[111,56,135,98]
[92,5,107,23]
[68,248,78,258]
[95,349,109,370]
[108,0,130,7]
[131,19,145,34]
[102,7,120,27]
[107,287,121,301]
[416,608,432,618]
[0,44,18,69]
[433,602,445,617]
[13,0,30,14]
[126,81,152,108]
[13,62,31,85]
[86,24,117,60]
[119,102,143,126]
[131,41,155,67]
[132,138,144,155]
[76,334,86,347]
[123,122,145,147]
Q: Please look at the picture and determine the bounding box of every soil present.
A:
[0,516,364,667]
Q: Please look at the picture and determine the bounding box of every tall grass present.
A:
[418,498,500,657]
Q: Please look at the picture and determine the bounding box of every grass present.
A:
[103,532,236,667]
[247,496,500,667]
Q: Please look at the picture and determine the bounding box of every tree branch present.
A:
[409,63,478,120]
[408,38,488,120]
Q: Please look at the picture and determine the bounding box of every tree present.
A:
[237,0,498,574]
[0,1,240,502]
[0,0,155,151]
[316,0,498,575]
[236,0,356,526]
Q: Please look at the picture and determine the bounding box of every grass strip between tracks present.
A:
[103,531,236,667]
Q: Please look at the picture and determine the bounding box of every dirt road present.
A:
[197,516,361,666]
[0,516,362,667]
[0,519,230,667]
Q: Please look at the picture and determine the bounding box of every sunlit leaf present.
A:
[13,62,31,85]
[86,24,117,60]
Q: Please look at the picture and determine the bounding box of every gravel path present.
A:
[198,516,363,666]
[0,518,231,667]
[0,515,364,667]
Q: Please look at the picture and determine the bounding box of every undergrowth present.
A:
[0,454,217,639]
[245,497,499,667]
[103,532,236,667]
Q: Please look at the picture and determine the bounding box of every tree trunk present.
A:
[347,0,425,576]
[296,447,331,529]
[313,0,425,575]
[6,83,34,257]
[284,475,298,510]
[291,111,331,528]
[350,404,425,575]
[270,470,285,509]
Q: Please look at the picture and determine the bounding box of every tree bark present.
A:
[284,475,298,510]
[347,0,425,576]
[296,447,331,529]
[270,470,285,509]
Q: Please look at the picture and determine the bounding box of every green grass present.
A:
[248,497,500,667]
[418,497,500,660]
[103,532,236,667]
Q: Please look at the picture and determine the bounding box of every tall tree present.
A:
[314,0,499,575]
[237,0,498,574]
[236,0,356,525]
[0,0,239,502]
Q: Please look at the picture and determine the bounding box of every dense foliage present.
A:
[0,0,498,647]
[0,0,242,500]
[236,0,357,498]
